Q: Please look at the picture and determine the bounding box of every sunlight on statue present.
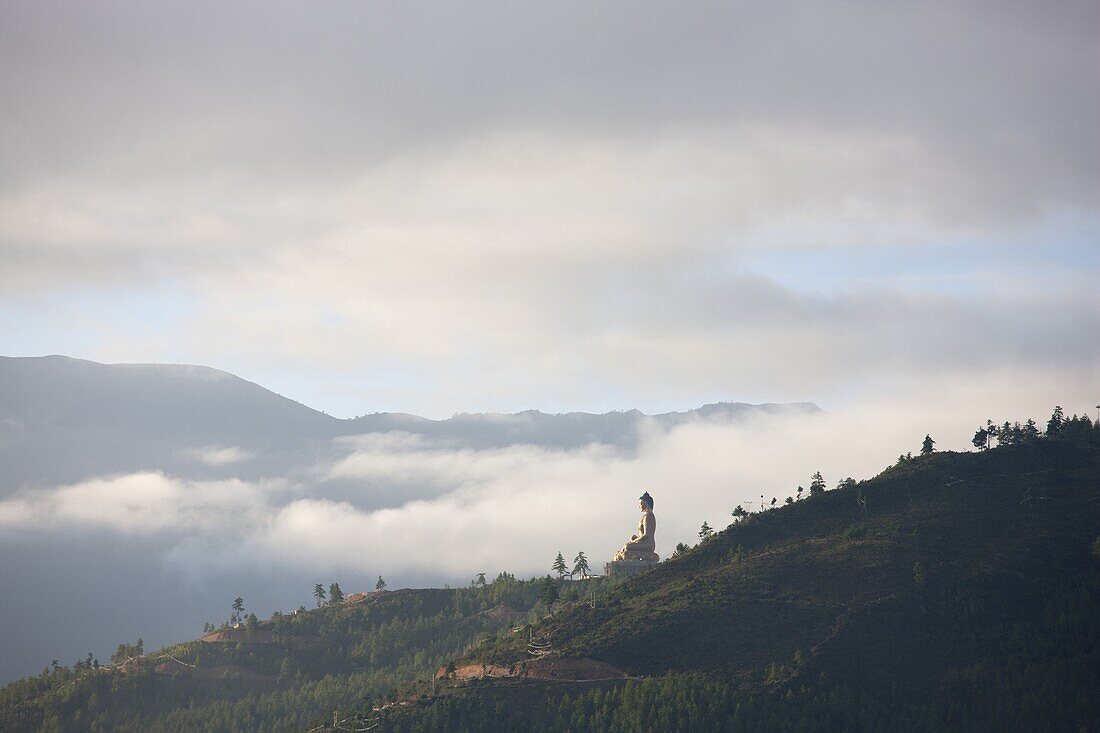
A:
[606,492,659,575]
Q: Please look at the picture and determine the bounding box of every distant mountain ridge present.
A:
[0,354,337,435]
[0,355,820,492]
[350,402,820,451]
[0,355,340,492]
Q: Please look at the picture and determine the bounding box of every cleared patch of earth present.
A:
[438,657,627,682]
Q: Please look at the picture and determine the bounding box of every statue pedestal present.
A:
[604,557,658,576]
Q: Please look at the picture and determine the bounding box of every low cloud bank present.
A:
[179,445,253,467]
[2,380,1084,582]
[0,473,292,536]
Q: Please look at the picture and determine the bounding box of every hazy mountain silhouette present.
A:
[0,355,819,493]
[1,355,341,491]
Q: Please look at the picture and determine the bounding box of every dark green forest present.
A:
[2,408,1099,732]
[0,578,552,732]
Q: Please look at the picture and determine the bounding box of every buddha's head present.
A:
[639,491,654,512]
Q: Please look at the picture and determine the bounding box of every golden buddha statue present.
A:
[613,491,659,562]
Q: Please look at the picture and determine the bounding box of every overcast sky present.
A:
[2,0,1098,418]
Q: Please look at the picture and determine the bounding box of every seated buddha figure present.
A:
[613,491,659,562]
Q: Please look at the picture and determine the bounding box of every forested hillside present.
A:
[3,412,1098,732]
[0,579,553,732]
[367,421,1100,732]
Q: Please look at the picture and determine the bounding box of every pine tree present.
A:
[731,505,747,522]
[538,576,559,606]
[552,552,569,578]
[232,597,244,625]
[313,584,326,607]
[699,522,713,540]
[329,582,344,604]
[1023,418,1040,441]
[473,572,487,587]
[809,472,826,496]
[1047,405,1065,437]
[375,576,387,591]
[572,551,590,578]
[921,434,935,455]
[277,657,294,685]
[972,427,989,451]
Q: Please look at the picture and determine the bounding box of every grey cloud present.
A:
[2,1,1097,285]
[178,445,253,467]
[2,3,1096,418]
[0,472,294,537]
[174,259,1099,415]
